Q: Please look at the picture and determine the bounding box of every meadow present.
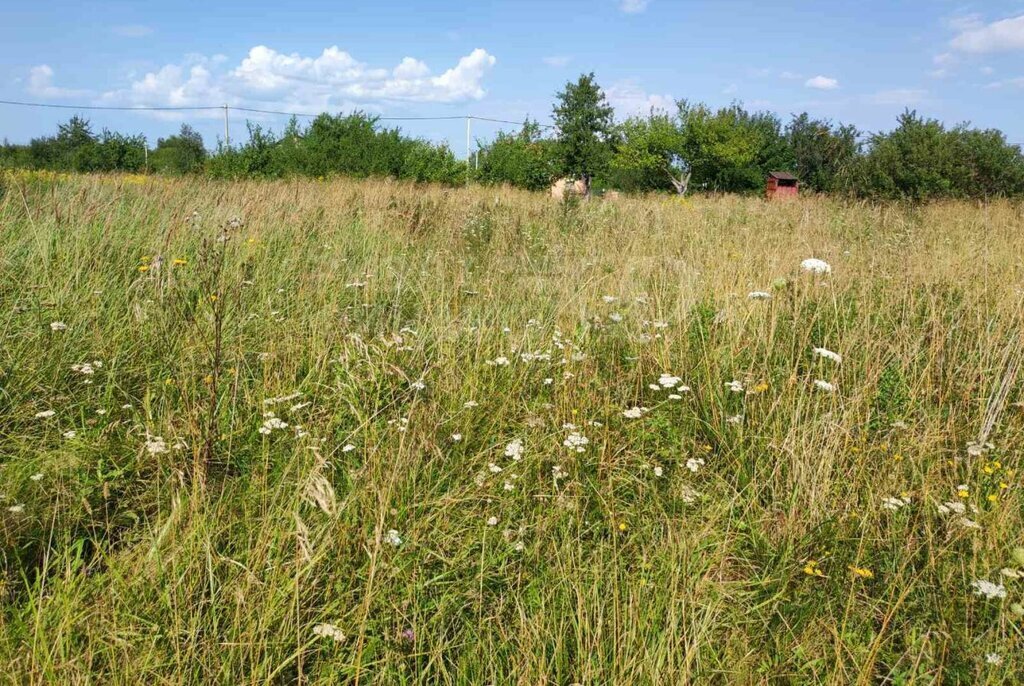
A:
[0,171,1022,684]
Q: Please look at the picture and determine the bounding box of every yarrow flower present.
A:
[312,623,346,643]
[813,379,835,393]
[34,410,56,419]
[145,436,168,455]
[812,347,842,364]
[971,579,1007,600]
[685,457,705,473]
[658,373,682,389]
[259,416,288,435]
[800,258,832,274]
[50,321,67,331]
[622,406,646,419]
[486,516,498,526]
[504,439,524,461]
[563,431,589,453]
[747,291,772,300]
[725,380,744,393]
[385,529,402,547]
[882,495,911,511]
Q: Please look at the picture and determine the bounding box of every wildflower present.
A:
[513,540,525,552]
[812,347,842,364]
[543,378,554,385]
[725,380,744,393]
[410,379,426,391]
[803,560,826,577]
[385,529,402,547]
[7,504,24,514]
[813,379,835,393]
[463,400,479,409]
[503,480,514,491]
[617,522,627,531]
[653,465,664,477]
[50,321,67,331]
[609,312,623,322]
[29,473,43,482]
[488,462,503,474]
[685,457,705,473]
[971,579,1007,600]
[63,430,76,439]
[488,356,511,367]
[312,623,346,643]
[622,406,645,419]
[747,291,772,300]
[34,410,56,419]
[504,439,524,461]
[258,416,288,435]
[800,258,832,274]
[552,465,567,480]
[342,444,356,452]
[937,501,966,515]
[849,565,874,579]
[985,653,1002,666]
[601,295,617,303]
[726,414,743,424]
[486,516,498,526]
[451,433,462,442]
[881,495,910,511]
[956,484,969,498]
[658,373,682,389]
[563,431,589,453]
[71,363,96,375]
[668,393,682,400]
[172,258,187,266]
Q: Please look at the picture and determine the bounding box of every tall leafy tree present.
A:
[552,73,615,185]
[786,113,859,192]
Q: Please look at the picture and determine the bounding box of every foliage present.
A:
[476,120,556,190]
[149,125,207,175]
[552,73,616,182]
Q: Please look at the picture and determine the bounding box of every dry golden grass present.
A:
[0,172,1022,684]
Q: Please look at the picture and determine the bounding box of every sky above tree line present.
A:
[2,0,1023,153]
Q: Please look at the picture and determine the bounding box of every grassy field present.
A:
[1,171,1022,684]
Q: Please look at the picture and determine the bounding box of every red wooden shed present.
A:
[766,171,799,199]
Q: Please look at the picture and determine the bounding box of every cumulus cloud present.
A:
[984,76,1024,89]
[91,45,497,112]
[950,14,1024,53]
[26,65,90,98]
[605,80,674,116]
[543,55,572,68]
[111,24,153,38]
[619,0,650,14]
[804,75,839,90]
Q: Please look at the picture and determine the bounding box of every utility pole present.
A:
[465,115,472,186]
[143,136,148,173]
[223,104,230,148]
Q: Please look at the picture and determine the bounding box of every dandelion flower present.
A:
[800,258,832,274]
[812,347,842,364]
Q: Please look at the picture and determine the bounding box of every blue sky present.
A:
[2,0,1023,154]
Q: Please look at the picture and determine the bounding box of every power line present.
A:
[0,98,221,112]
[0,98,555,129]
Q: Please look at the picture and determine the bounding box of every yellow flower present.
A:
[999,482,1009,490]
[803,560,825,577]
[617,522,627,532]
[892,453,903,463]
[957,488,969,498]
[173,258,187,266]
[849,565,874,579]
[164,378,175,385]
[138,265,149,272]
[753,382,769,394]
[209,294,218,302]
[987,494,998,503]
[204,374,214,384]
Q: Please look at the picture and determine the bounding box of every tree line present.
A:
[3,73,1024,200]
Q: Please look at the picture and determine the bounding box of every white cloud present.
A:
[868,89,927,105]
[950,14,1024,53]
[619,0,650,14]
[543,55,572,68]
[605,80,674,116]
[26,65,90,98]
[804,75,839,90]
[984,76,1024,89]
[111,24,153,38]
[93,46,497,112]
[779,70,803,80]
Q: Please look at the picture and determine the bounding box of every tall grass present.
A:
[0,172,1022,683]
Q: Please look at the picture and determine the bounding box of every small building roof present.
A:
[768,171,798,181]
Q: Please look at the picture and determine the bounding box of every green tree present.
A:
[552,73,615,185]
[150,125,207,175]
[609,112,690,193]
[786,113,860,192]
[477,119,556,190]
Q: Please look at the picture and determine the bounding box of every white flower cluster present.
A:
[259,414,288,435]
